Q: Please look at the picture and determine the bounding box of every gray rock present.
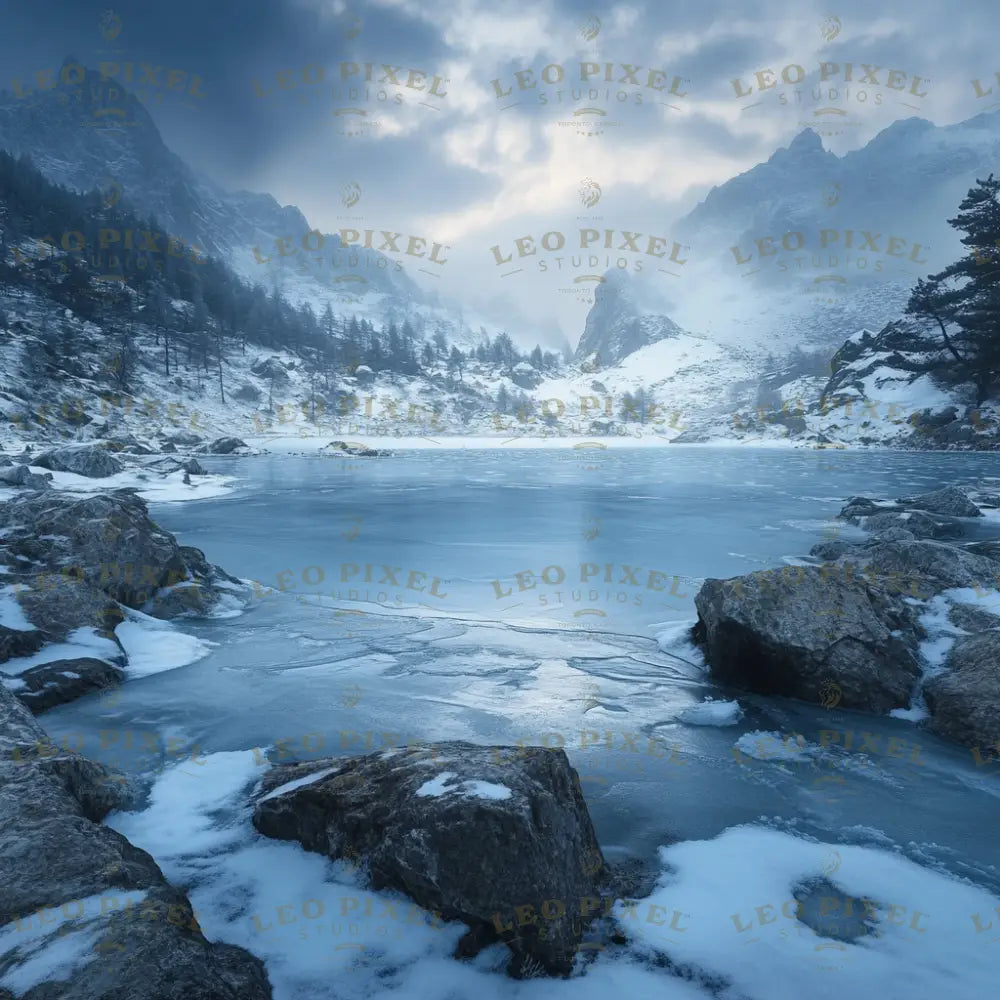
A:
[0,624,45,663]
[34,446,125,479]
[143,583,216,620]
[969,493,1000,509]
[0,464,52,489]
[16,575,126,645]
[840,498,907,521]
[809,540,856,561]
[252,742,607,977]
[0,492,246,630]
[13,658,126,714]
[250,357,290,383]
[0,492,187,608]
[864,539,1000,594]
[770,412,807,434]
[160,431,202,448]
[101,435,154,455]
[961,540,1000,563]
[693,565,922,713]
[0,685,273,999]
[924,631,1000,748]
[322,440,385,457]
[201,437,248,455]
[864,527,916,545]
[895,486,983,518]
[947,603,1000,634]
[862,510,963,540]
[232,382,262,402]
[182,458,207,475]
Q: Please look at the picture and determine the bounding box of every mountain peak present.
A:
[787,128,824,154]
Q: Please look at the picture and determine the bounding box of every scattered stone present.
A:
[160,431,202,448]
[924,631,1000,748]
[34,445,124,479]
[200,437,248,455]
[0,464,52,489]
[895,486,983,518]
[12,657,126,714]
[322,440,385,457]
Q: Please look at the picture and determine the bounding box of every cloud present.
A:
[2,0,998,343]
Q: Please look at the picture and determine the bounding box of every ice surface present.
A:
[735,731,815,762]
[678,699,743,726]
[0,586,34,631]
[625,825,999,1000]
[115,610,216,678]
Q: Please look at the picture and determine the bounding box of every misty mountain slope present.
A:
[0,63,424,321]
[677,112,1000,273]
[628,111,1000,365]
[573,269,687,365]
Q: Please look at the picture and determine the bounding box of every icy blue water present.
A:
[40,448,1000,1000]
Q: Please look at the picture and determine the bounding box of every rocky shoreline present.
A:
[0,484,250,714]
[691,485,1000,749]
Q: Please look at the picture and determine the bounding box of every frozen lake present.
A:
[40,447,1000,1000]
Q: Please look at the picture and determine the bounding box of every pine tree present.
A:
[905,175,1000,404]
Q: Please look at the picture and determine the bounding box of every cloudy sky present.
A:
[2,0,998,342]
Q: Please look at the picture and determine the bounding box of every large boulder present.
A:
[923,631,1000,748]
[693,565,922,712]
[0,492,248,625]
[0,491,187,608]
[895,486,983,518]
[34,445,124,478]
[252,742,608,977]
[0,685,273,999]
